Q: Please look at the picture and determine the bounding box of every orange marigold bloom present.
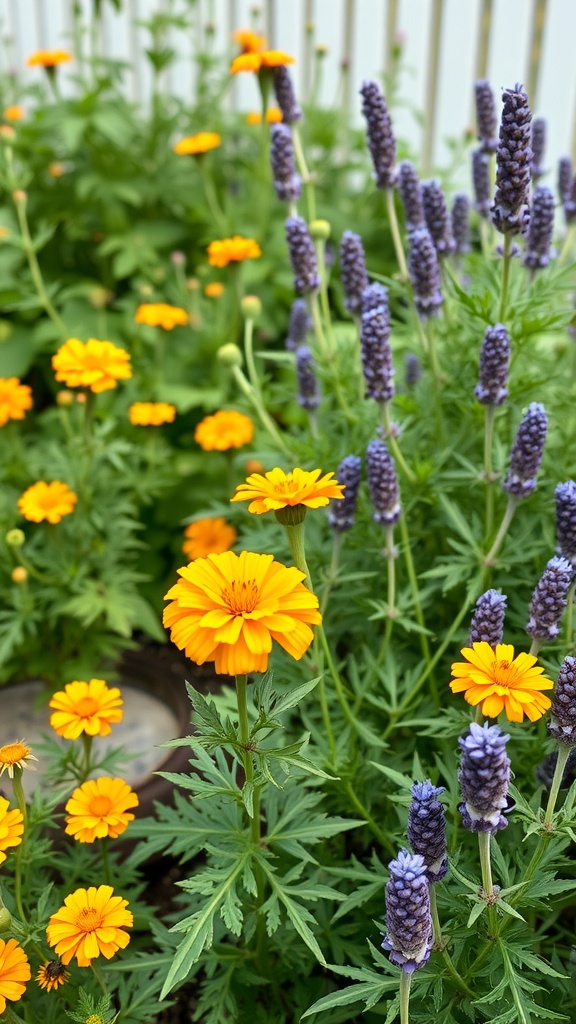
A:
[183,517,238,560]
[26,49,72,67]
[36,960,69,991]
[233,28,267,54]
[0,939,30,1014]
[204,281,225,298]
[163,550,322,675]
[48,161,65,178]
[49,679,123,740]
[231,467,345,514]
[450,642,554,723]
[230,50,295,74]
[46,885,133,967]
[0,377,33,427]
[3,105,24,122]
[207,236,262,268]
[173,132,221,155]
[134,303,189,330]
[18,481,77,524]
[246,107,283,125]
[0,796,24,864]
[0,740,37,780]
[64,777,139,843]
[129,402,176,426]
[195,410,254,451]
[52,338,132,393]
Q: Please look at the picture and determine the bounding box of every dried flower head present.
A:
[0,740,37,780]
[382,850,433,973]
[36,959,69,991]
[458,721,511,833]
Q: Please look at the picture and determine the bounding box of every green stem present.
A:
[90,961,108,997]
[320,532,343,616]
[243,317,259,393]
[292,125,316,222]
[310,293,355,422]
[315,237,337,354]
[374,524,397,671]
[430,886,476,998]
[231,365,292,456]
[399,970,412,1024]
[484,404,496,542]
[385,187,409,283]
[483,494,518,568]
[398,513,436,699]
[478,830,493,897]
[235,674,260,845]
[199,155,228,233]
[525,0,547,110]
[11,188,67,338]
[498,233,512,323]
[426,318,443,386]
[100,837,111,885]
[558,223,575,266]
[544,743,573,826]
[380,401,417,483]
[81,734,93,782]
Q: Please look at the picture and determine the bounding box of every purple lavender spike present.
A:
[285,299,311,351]
[398,160,425,232]
[360,80,397,190]
[472,148,491,218]
[422,180,456,257]
[555,481,576,566]
[405,353,422,388]
[523,186,555,269]
[285,217,320,295]
[558,156,573,206]
[451,193,471,255]
[272,66,302,125]
[340,230,368,316]
[366,438,400,526]
[475,323,510,406]
[491,83,532,236]
[361,302,394,403]
[407,781,448,883]
[530,117,546,180]
[503,402,547,498]
[328,455,362,532]
[458,722,511,834]
[474,80,498,153]
[270,124,301,203]
[468,590,507,647]
[362,282,388,315]
[381,850,433,973]
[408,227,443,320]
[549,656,576,747]
[526,556,574,643]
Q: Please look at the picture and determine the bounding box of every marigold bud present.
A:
[11,566,27,584]
[6,529,25,547]
[12,189,26,203]
[217,343,243,367]
[240,295,262,320]
[309,218,331,241]
[56,390,74,406]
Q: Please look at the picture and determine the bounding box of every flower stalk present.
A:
[543,744,572,826]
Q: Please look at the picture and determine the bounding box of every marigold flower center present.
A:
[74,697,98,717]
[0,742,29,764]
[490,658,513,684]
[89,795,113,816]
[77,907,102,931]
[222,579,259,614]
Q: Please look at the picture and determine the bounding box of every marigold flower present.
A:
[64,777,139,843]
[49,679,123,740]
[231,467,344,515]
[195,410,254,451]
[450,641,553,723]
[26,49,72,67]
[18,481,77,524]
[231,50,294,75]
[128,402,176,426]
[207,236,262,268]
[173,132,221,155]
[0,377,33,426]
[233,28,267,54]
[183,517,238,560]
[48,161,65,178]
[246,107,283,125]
[134,303,189,330]
[36,960,69,991]
[3,105,24,122]
[0,938,30,1014]
[46,885,133,967]
[204,281,225,298]
[164,550,322,675]
[0,797,24,864]
[0,740,37,780]
[52,338,132,393]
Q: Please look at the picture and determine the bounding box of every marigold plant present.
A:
[233,28,266,54]
[450,642,554,722]
[46,885,133,966]
[207,237,262,268]
[0,741,37,780]
[0,377,33,426]
[231,467,345,514]
[49,680,123,739]
[17,481,77,524]
[246,107,283,124]
[0,796,24,863]
[173,132,221,155]
[194,410,254,450]
[52,338,132,393]
[134,303,189,329]
[128,402,176,426]
[0,939,30,1014]
[183,517,238,560]
[3,105,24,121]
[26,49,72,67]
[64,777,139,843]
[230,50,295,75]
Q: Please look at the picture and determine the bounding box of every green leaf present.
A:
[369,763,414,790]
[467,900,487,927]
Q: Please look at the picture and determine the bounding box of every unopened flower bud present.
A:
[171,250,186,266]
[245,459,265,475]
[6,529,25,547]
[309,218,330,241]
[11,566,27,584]
[217,343,243,367]
[12,189,26,203]
[0,906,12,932]
[240,295,262,320]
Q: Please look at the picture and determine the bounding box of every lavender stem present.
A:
[400,971,411,1024]
[385,187,409,282]
[380,401,417,483]
[292,125,316,222]
[484,404,496,539]
[544,744,573,826]
[484,494,518,567]
[498,233,512,322]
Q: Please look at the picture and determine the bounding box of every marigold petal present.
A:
[481,693,505,717]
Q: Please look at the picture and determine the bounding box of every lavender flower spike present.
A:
[474,80,498,153]
[382,850,433,973]
[295,345,320,411]
[340,230,369,316]
[408,227,443,320]
[285,299,311,351]
[451,193,471,255]
[468,589,507,647]
[491,83,532,235]
[474,323,510,406]
[362,281,388,315]
[503,402,548,498]
[458,721,511,834]
[405,353,422,388]
[398,160,425,232]
[472,147,491,218]
[270,124,301,203]
[423,180,456,257]
[526,555,574,643]
[361,302,395,403]
[558,156,573,206]
[564,178,576,225]
[555,481,576,565]
[530,117,546,179]
[549,655,576,747]
[366,438,401,526]
[407,781,448,883]
[523,185,555,270]
[272,66,302,125]
[359,80,397,190]
[328,455,362,532]
[285,217,320,295]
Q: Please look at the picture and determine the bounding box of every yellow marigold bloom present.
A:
[52,338,132,393]
[26,49,72,67]
[183,517,238,560]
[0,740,37,780]
[3,105,24,122]
[49,679,123,740]
[18,481,77,524]
[134,303,189,330]
[231,467,345,514]
[46,885,133,967]
[207,236,262,268]
[0,797,24,864]
[233,28,267,54]
[204,281,225,298]
[64,777,139,843]
[450,642,554,723]
[0,939,30,1014]
[230,50,295,74]
[163,550,322,675]
[48,161,65,178]
[36,960,69,991]
[0,377,33,427]
[195,410,254,451]
[129,402,176,426]
[246,107,283,125]
[173,132,221,155]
